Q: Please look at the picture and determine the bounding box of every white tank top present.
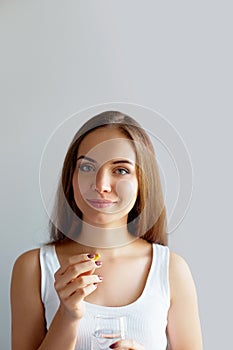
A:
[40,243,170,350]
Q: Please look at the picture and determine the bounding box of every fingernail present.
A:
[87,254,95,259]
[110,343,118,349]
[98,275,103,281]
[95,260,102,266]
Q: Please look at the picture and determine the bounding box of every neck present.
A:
[75,221,137,249]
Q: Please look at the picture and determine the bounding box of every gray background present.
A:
[1,1,232,349]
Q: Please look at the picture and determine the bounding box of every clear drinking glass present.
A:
[91,314,127,350]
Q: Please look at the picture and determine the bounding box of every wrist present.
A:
[56,305,82,326]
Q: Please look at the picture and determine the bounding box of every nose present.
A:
[93,168,111,193]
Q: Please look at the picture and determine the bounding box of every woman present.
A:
[11,111,203,349]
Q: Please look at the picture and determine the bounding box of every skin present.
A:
[10,128,203,350]
[73,130,138,229]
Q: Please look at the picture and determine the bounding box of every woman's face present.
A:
[72,127,138,228]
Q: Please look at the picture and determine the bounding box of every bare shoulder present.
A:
[11,248,46,349]
[169,250,191,273]
[14,248,40,263]
[12,248,41,276]
[11,248,42,300]
[168,251,198,302]
[167,251,203,349]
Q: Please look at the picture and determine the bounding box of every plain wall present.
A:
[1,1,232,349]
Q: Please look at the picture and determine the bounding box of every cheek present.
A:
[116,179,138,201]
[73,173,91,196]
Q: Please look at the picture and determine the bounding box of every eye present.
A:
[78,163,96,172]
[114,168,130,175]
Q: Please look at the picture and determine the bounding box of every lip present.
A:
[86,199,116,209]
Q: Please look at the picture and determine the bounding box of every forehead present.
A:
[77,127,136,164]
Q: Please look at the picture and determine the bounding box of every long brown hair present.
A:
[49,111,167,245]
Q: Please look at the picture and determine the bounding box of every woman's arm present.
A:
[167,252,203,350]
[11,249,48,349]
[10,249,102,350]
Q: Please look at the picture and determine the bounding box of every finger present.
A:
[55,260,102,288]
[110,339,144,350]
[55,253,96,276]
[66,281,99,305]
[58,274,103,299]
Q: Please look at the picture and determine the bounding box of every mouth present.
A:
[86,199,117,209]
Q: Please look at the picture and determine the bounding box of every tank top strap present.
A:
[39,244,60,303]
[145,243,170,306]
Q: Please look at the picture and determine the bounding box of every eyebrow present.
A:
[112,160,134,166]
[77,155,97,163]
[77,155,134,166]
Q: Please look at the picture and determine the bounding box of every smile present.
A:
[86,199,117,209]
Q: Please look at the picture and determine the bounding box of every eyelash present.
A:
[78,163,130,175]
[114,168,130,175]
[78,163,95,172]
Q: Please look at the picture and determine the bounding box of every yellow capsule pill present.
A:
[93,253,101,261]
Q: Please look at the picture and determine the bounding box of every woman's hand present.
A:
[54,253,103,321]
[110,339,144,349]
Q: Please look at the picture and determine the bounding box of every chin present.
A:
[83,212,127,228]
